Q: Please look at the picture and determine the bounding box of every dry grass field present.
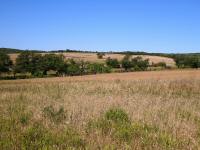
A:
[9,52,176,67]
[0,69,200,149]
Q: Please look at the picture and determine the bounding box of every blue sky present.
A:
[0,0,200,53]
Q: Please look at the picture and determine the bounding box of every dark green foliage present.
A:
[106,57,120,68]
[121,55,132,71]
[88,63,111,74]
[2,48,200,80]
[0,51,13,74]
[14,51,43,75]
[105,108,130,123]
[174,55,200,68]
[121,55,149,71]
[131,56,149,71]
[14,52,67,76]
[67,64,81,76]
[41,54,65,75]
[79,60,89,75]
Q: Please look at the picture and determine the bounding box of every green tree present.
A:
[121,55,132,71]
[131,56,149,71]
[88,63,111,74]
[174,55,200,68]
[14,51,42,75]
[67,64,81,76]
[41,54,65,75]
[79,60,89,75]
[0,51,13,74]
[106,57,120,68]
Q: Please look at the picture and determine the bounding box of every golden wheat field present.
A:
[0,69,200,149]
[9,52,176,67]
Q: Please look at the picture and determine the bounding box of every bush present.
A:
[0,51,13,75]
[132,56,149,71]
[67,63,81,76]
[106,57,120,68]
[121,55,149,71]
[87,63,111,74]
[121,55,132,71]
[152,62,167,68]
[41,54,66,75]
[174,55,200,68]
[97,53,105,59]
[43,105,66,124]
[105,108,130,123]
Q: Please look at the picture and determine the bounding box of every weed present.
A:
[43,105,66,124]
[105,108,130,124]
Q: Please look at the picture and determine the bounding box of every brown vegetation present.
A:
[0,69,200,149]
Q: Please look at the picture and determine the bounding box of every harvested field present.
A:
[0,69,200,149]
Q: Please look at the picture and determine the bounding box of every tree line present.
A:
[0,51,152,79]
[1,50,199,79]
[173,55,200,68]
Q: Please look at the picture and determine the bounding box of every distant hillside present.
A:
[0,47,199,58]
[0,48,24,54]
[0,48,46,54]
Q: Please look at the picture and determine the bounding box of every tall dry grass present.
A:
[0,70,200,149]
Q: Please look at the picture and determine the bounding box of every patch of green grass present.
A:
[105,108,130,124]
[86,108,183,149]
[23,123,86,149]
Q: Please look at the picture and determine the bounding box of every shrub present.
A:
[67,63,81,76]
[106,57,120,68]
[174,55,200,68]
[87,63,111,74]
[0,51,13,75]
[41,54,66,75]
[43,105,66,124]
[152,62,167,68]
[105,108,130,124]
[132,56,149,71]
[97,53,105,59]
[121,55,132,71]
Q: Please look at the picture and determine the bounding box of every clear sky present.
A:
[0,0,200,53]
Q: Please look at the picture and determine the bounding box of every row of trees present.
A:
[174,55,200,68]
[0,51,152,78]
[0,51,112,77]
[13,51,113,77]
